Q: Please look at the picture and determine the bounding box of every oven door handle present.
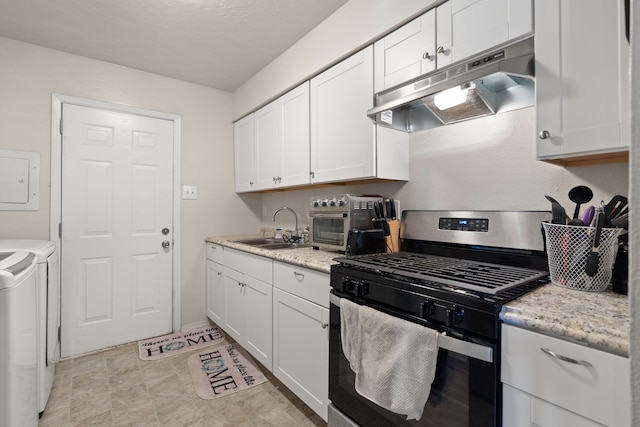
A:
[438,332,493,363]
[331,295,493,363]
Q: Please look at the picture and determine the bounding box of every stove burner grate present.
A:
[336,252,548,296]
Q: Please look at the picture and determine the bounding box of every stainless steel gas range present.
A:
[328,210,552,427]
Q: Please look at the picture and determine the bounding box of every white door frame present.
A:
[50,94,182,333]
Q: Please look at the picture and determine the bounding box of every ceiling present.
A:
[0,0,349,92]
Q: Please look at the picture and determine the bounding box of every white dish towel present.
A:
[340,298,439,421]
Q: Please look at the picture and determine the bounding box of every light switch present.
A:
[182,185,198,200]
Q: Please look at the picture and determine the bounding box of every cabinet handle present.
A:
[309,171,315,178]
[249,181,254,185]
[538,130,551,140]
[217,272,222,276]
[322,323,328,329]
[422,52,432,60]
[293,271,305,281]
[540,347,593,367]
[273,177,277,183]
[278,176,282,183]
[437,46,446,55]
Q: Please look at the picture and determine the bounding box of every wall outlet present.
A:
[182,185,198,200]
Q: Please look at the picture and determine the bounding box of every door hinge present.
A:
[58,223,62,238]
[59,118,63,135]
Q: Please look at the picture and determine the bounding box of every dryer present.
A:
[0,251,38,427]
[0,241,59,414]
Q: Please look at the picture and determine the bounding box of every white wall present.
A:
[0,37,262,328]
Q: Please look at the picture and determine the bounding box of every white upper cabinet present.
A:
[374,9,436,93]
[233,114,256,193]
[252,82,311,191]
[448,0,532,62]
[535,0,630,163]
[374,0,533,93]
[310,46,376,184]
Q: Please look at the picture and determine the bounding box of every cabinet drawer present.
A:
[501,324,629,426]
[273,262,329,308]
[206,242,223,263]
[224,248,272,284]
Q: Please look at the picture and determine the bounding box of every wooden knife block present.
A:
[386,219,400,253]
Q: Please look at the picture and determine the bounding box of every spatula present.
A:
[584,207,604,277]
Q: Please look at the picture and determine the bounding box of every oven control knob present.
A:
[448,307,465,326]
[311,199,320,207]
[338,197,346,207]
[321,199,329,207]
[328,198,337,207]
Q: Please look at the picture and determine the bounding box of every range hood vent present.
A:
[368,37,535,132]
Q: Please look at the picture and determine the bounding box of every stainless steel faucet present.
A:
[272,207,299,241]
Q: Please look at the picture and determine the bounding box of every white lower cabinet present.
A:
[501,324,630,427]
[273,261,330,421]
[222,248,273,371]
[206,243,224,325]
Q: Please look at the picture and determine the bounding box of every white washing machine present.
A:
[0,251,38,427]
[0,241,59,414]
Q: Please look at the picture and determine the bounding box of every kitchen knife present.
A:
[373,203,382,229]
[387,198,396,220]
[377,200,386,219]
[384,199,392,220]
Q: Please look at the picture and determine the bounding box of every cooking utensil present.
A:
[603,195,628,227]
[545,195,568,224]
[584,206,605,277]
[581,205,595,226]
[611,212,629,229]
[568,185,593,225]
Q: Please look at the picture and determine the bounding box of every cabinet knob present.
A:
[322,323,328,329]
[161,240,171,248]
[422,52,432,60]
[437,46,446,55]
[273,177,277,183]
[249,181,254,185]
[309,171,315,179]
[538,130,551,140]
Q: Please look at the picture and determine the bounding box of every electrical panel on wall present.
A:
[0,149,40,211]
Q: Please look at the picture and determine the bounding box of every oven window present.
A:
[329,302,497,427]
[313,217,345,246]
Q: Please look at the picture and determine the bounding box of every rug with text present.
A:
[138,325,225,360]
[188,344,268,400]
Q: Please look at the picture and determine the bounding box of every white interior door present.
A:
[60,103,174,357]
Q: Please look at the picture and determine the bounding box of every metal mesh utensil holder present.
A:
[542,222,621,291]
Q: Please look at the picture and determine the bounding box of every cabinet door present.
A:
[273,288,329,421]
[449,0,532,62]
[254,100,281,190]
[280,82,310,187]
[374,9,436,93]
[222,267,246,343]
[233,114,256,192]
[244,275,273,371]
[503,384,603,427]
[310,46,375,184]
[535,0,629,159]
[206,259,224,325]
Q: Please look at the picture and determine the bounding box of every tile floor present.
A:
[38,336,327,427]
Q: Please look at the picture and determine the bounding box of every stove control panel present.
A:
[439,217,489,232]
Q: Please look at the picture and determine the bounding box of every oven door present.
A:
[309,212,350,251]
[329,293,499,427]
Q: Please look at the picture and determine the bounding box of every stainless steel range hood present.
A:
[368,37,535,133]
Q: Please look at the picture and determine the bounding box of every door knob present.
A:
[162,240,171,248]
[162,227,170,235]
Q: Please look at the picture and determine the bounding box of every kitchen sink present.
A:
[232,238,310,250]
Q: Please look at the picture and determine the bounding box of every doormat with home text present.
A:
[188,344,268,400]
[138,325,225,360]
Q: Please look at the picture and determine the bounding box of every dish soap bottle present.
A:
[275,228,283,240]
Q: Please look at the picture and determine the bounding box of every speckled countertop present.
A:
[205,235,630,356]
[205,235,341,274]
[500,284,629,356]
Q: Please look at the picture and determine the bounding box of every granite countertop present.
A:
[206,234,630,356]
[500,284,629,356]
[205,235,341,274]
